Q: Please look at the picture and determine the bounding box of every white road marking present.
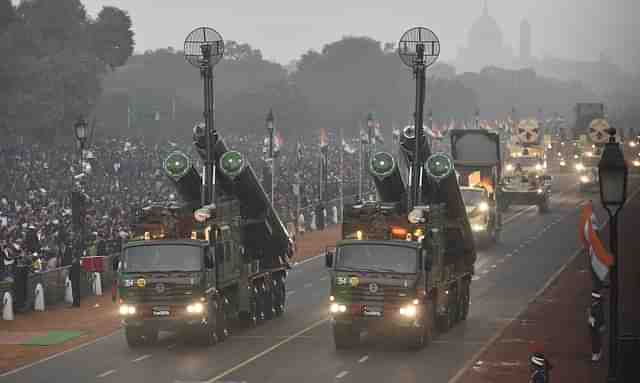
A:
[320,276,329,281]
[132,354,152,363]
[471,276,481,281]
[490,264,497,269]
[203,318,328,383]
[0,329,121,378]
[481,270,490,275]
[336,370,350,379]
[97,369,116,378]
[358,355,369,363]
[286,290,296,296]
[505,253,513,257]
[304,283,313,288]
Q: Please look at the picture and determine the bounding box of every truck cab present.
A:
[501,151,552,212]
[116,239,221,346]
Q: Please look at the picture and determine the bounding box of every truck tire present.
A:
[125,326,145,348]
[538,198,550,213]
[256,284,266,321]
[273,277,286,316]
[263,284,275,320]
[459,278,471,321]
[215,298,229,341]
[408,305,434,350]
[333,324,359,349]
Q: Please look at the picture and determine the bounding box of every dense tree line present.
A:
[0,0,133,142]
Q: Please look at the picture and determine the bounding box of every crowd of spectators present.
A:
[0,132,366,280]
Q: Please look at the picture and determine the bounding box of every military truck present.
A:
[324,130,476,349]
[501,144,552,213]
[115,140,292,348]
[450,129,502,247]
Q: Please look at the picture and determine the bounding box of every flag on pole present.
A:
[274,131,283,154]
[320,128,328,149]
[579,201,613,281]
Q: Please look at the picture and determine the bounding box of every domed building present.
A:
[456,1,514,73]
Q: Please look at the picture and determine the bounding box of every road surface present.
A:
[3,173,629,383]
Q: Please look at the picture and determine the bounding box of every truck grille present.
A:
[126,283,195,301]
[336,283,411,316]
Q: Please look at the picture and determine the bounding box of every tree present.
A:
[224,40,262,62]
[0,0,14,33]
[91,6,134,69]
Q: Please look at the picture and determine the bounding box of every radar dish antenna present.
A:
[398,27,440,69]
[183,27,224,68]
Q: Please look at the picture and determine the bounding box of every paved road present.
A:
[3,174,630,383]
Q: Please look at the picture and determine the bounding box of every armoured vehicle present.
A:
[450,129,502,247]
[115,136,292,348]
[325,126,476,350]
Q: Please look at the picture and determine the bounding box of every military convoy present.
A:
[325,125,476,349]
[114,133,293,348]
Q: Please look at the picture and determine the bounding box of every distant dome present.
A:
[468,3,504,49]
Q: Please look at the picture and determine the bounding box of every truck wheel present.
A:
[125,326,145,348]
[538,198,550,213]
[255,284,266,321]
[333,324,359,349]
[459,278,471,321]
[263,284,275,320]
[215,298,229,341]
[408,305,433,350]
[273,277,286,316]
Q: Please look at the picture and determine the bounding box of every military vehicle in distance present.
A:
[450,129,502,247]
[115,138,292,348]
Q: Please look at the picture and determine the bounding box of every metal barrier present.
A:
[0,253,118,316]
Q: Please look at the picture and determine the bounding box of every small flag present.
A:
[320,128,328,148]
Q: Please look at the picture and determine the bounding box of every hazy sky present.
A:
[15,0,640,70]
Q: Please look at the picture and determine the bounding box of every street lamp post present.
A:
[598,127,628,383]
[72,117,88,308]
[266,110,275,206]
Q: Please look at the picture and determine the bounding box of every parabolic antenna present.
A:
[184,27,225,68]
[398,27,440,68]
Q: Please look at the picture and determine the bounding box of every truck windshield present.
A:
[122,245,202,272]
[336,245,417,274]
[461,189,485,206]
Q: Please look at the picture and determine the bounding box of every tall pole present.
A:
[358,134,363,200]
[607,207,619,382]
[412,43,427,208]
[340,125,344,223]
[267,110,275,206]
[367,114,374,196]
[200,43,216,206]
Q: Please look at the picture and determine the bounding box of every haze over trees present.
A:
[0,0,134,142]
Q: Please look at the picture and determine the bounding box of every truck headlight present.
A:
[399,304,417,317]
[560,160,566,166]
[505,164,514,172]
[580,175,589,183]
[478,202,489,212]
[472,224,486,232]
[186,302,204,314]
[537,188,543,194]
[633,160,640,167]
[575,163,585,171]
[119,304,136,315]
[330,303,347,313]
[535,164,542,171]
[630,141,637,148]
